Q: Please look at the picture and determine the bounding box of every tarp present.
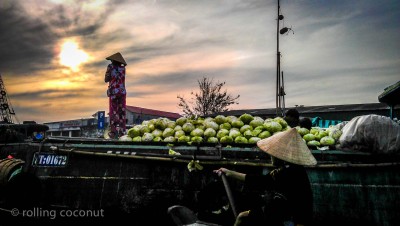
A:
[339,114,400,153]
[312,117,342,128]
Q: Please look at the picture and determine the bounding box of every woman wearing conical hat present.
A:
[104,52,127,139]
[214,128,316,226]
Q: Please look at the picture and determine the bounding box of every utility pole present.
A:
[276,0,292,117]
[276,0,281,116]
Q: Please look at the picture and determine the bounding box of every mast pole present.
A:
[282,71,285,115]
[276,0,280,116]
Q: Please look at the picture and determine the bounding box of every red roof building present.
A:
[126,105,181,125]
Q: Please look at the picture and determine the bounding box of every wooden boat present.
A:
[0,122,49,143]
[1,137,399,225]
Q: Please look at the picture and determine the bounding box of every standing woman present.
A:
[105,52,127,139]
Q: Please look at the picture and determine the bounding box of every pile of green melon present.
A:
[119,113,342,149]
[296,125,342,148]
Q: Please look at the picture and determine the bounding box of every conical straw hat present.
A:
[106,52,127,65]
[256,128,317,166]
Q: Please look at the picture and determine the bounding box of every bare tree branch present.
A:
[177,77,240,117]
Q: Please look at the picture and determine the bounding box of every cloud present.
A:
[11,89,87,100]
[0,2,57,75]
[269,0,400,108]
[1,0,399,123]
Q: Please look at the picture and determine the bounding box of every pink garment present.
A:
[105,64,126,98]
[105,63,126,138]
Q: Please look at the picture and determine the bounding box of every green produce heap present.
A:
[119,113,342,149]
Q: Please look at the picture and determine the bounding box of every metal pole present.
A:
[276,0,280,116]
[390,105,393,119]
[221,173,238,218]
[277,58,281,116]
[282,71,285,115]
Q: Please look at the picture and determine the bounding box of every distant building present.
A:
[45,118,97,138]
[45,105,181,138]
[126,105,181,125]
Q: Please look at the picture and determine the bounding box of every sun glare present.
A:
[59,41,89,71]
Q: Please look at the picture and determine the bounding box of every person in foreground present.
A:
[214,128,317,226]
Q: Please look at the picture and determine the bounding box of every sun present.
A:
[59,40,89,71]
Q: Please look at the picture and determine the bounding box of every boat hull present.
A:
[1,139,399,225]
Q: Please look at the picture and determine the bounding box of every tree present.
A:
[177,77,240,117]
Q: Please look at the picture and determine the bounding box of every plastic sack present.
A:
[339,114,400,153]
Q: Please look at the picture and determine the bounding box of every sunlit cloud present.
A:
[1,0,399,123]
[59,40,89,71]
[131,50,241,77]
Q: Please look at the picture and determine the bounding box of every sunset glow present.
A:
[59,41,89,71]
[43,79,84,90]
[1,0,398,123]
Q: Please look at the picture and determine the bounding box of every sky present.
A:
[0,0,399,123]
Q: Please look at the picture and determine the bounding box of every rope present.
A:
[0,207,11,213]
[56,148,400,168]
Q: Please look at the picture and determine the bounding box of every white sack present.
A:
[339,114,400,153]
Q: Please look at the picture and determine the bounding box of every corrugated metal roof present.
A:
[296,103,392,113]
[126,105,181,119]
[378,81,400,105]
[215,103,397,117]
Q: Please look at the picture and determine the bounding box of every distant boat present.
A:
[0,121,49,143]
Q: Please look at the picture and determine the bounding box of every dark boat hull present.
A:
[1,138,399,225]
